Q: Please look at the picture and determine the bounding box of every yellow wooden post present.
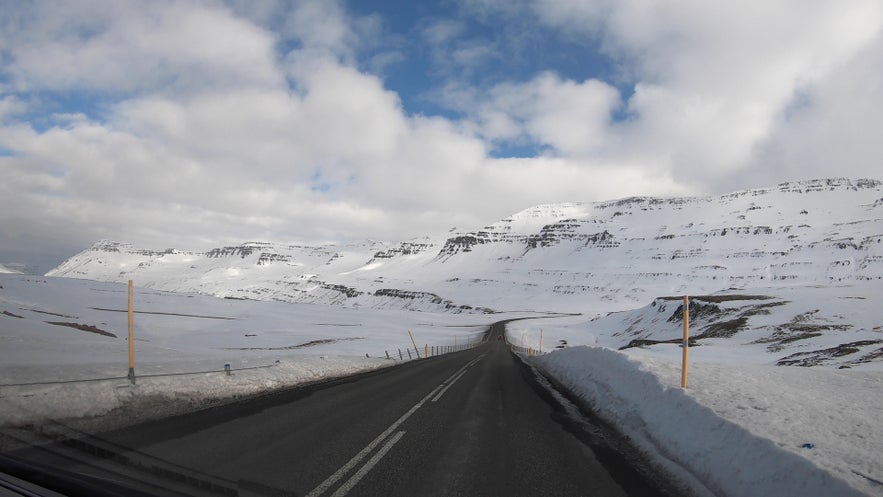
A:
[408,330,420,358]
[127,280,135,384]
[529,347,533,357]
[681,295,690,389]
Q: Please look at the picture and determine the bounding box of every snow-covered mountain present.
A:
[48,178,883,315]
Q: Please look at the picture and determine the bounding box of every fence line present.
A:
[0,362,279,388]
[3,336,489,388]
[380,339,484,363]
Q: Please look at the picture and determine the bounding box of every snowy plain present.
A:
[0,274,500,429]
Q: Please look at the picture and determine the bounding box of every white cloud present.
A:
[454,0,532,21]
[459,73,621,157]
[745,30,883,183]
[0,95,26,122]
[0,1,282,94]
[524,0,883,189]
[0,0,498,260]
[2,0,882,272]
[280,0,357,62]
[417,16,516,81]
[422,19,466,46]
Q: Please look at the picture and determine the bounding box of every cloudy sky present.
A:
[1,0,882,272]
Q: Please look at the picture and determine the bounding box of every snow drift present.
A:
[533,347,871,497]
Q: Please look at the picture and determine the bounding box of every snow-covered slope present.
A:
[0,263,23,274]
[48,178,883,316]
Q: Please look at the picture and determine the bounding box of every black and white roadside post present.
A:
[127,280,136,385]
[681,295,690,389]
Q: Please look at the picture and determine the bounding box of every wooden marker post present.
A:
[681,295,689,389]
[408,330,420,358]
[127,280,136,384]
[539,329,544,354]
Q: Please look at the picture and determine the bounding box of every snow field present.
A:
[0,275,498,429]
[631,350,883,495]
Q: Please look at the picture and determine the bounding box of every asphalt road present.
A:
[5,322,678,497]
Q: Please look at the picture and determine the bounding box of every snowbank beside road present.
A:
[534,346,877,497]
[513,284,883,495]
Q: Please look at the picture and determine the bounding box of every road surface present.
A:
[5,321,680,497]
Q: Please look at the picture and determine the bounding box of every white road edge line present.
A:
[306,353,487,497]
[329,431,406,497]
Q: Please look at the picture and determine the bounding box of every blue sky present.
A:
[346,0,618,133]
[1,0,882,273]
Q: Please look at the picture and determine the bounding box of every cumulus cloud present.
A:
[745,29,883,183]
[0,1,496,268]
[464,73,621,156]
[0,1,282,94]
[0,95,27,122]
[526,0,883,189]
[0,0,881,272]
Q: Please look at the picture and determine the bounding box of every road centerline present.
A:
[330,430,406,497]
[432,354,485,403]
[304,384,439,497]
[432,369,469,402]
[306,354,484,497]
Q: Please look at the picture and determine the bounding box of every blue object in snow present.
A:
[801,443,815,449]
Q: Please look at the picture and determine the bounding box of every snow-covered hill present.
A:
[48,178,883,316]
[0,263,23,274]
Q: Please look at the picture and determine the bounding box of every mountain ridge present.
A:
[47,177,883,315]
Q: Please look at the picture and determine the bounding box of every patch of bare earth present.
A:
[45,321,117,338]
